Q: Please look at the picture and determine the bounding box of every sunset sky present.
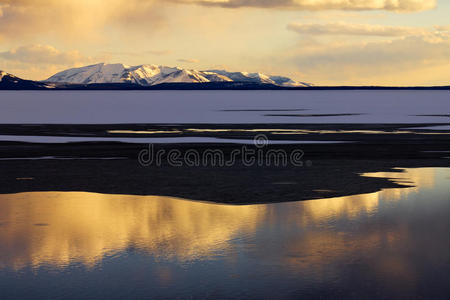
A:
[1,0,449,85]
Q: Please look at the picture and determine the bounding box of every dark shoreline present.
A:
[1,151,449,204]
[1,123,449,204]
[2,81,450,90]
[1,133,450,204]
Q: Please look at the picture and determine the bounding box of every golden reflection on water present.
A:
[0,168,438,271]
[0,194,265,270]
[258,168,439,286]
[107,128,450,135]
[108,130,183,134]
[277,168,436,226]
[363,168,435,201]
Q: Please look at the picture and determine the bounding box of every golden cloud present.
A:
[0,45,92,65]
[177,58,200,63]
[0,0,165,41]
[287,22,428,36]
[0,0,438,41]
[0,44,106,80]
[283,32,450,85]
[435,25,450,32]
[172,0,436,12]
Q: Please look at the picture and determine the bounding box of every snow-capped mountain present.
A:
[46,63,311,87]
[0,70,50,89]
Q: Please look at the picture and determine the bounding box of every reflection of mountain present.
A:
[0,168,441,271]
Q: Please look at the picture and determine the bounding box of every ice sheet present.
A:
[0,90,449,124]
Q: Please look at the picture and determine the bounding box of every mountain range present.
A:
[46,63,311,87]
[2,64,449,90]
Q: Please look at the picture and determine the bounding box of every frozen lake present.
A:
[1,90,450,124]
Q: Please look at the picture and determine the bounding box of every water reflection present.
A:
[0,194,265,269]
[107,128,450,135]
[0,168,449,298]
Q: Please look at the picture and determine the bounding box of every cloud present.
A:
[0,45,92,65]
[0,0,165,41]
[0,44,102,80]
[177,58,200,63]
[173,0,436,12]
[282,32,450,85]
[0,0,437,41]
[0,0,437,44]
[435,25,450,32]
[146,50,173,56]
[0,0,447,86]
[102,50,172,57]
[287,22,427,36]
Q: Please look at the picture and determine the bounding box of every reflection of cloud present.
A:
[0,168,441,274]
[0,193,265,270]
[290,168,436,224]
[277,225,418,287]
[261,168,443,288]
[362,168,436,201]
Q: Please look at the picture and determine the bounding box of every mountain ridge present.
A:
[1,68,449,90]
[46,63,311,87]
[0,70,50,89]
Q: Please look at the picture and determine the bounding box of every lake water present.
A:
[0,168,449,299]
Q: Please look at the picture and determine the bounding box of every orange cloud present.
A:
[287,22,428,36]
[0,45,92,65]
[172,0,436,12]
[0,44,106,80]
[282,32,450,85]
[0,0,437,42]
[0,0,165,41]
[177,58,200,63]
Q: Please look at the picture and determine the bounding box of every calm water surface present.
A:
[0,168,449,299]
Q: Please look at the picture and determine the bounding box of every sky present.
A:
[0,0,449,86]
